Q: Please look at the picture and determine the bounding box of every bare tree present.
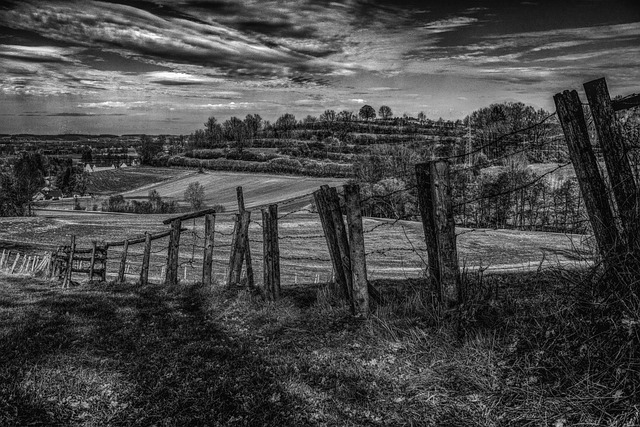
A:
[378,105,393,120]
[184,181,205,210]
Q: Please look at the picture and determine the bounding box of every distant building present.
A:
[33,188,63,201]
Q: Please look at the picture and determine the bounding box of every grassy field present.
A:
[120,169,345,212]
[0,270,636,426]
[0,213,594,285]
[87,167,192,195]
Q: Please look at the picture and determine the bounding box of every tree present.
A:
[184,181,205,210]
[417,111,426,123]
[275,113,297,138]
[337,110,356,122]
[319,109,336,123]
[138,135,163,165]
[359,105,376,121]
[13,152,45,202]
[378,105,393,120]
[244,114,263,139]
[81,148,93,164]
[204,117,223,147]
[222,116,249,153]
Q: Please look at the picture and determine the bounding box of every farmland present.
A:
[0,211,592,285]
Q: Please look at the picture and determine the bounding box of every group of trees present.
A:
[101,190,177,214]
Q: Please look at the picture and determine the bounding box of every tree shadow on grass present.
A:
[0,278,314,426]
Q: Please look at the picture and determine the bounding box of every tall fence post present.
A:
[554,89,620,260]
[63,235,76,288]
[430,161,461,305]
[344,184,369,317]
[416,161,461,306]
[165,219,182,286]
[202,213,215,286]
[583,77,639,252]
[323,186,355,307]
[89,241,97,282]
[237,187,255,288]
[416,163,442,294]
[140,232,152,286]
[262,204,280,301]
[227,211,250,286]
[118,239,129,283]
[313,188,349,299]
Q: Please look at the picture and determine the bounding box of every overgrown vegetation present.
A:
[0,264,637,426]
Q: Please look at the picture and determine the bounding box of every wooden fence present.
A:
[12,77,635,318]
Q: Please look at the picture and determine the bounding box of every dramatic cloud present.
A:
[0,0,638,134]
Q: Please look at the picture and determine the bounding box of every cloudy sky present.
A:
[0,0,638,135]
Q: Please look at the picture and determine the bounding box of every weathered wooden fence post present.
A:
[323,186,355,305]
[89,241,97,282]
[344,184,369,317]
[202,213,215,286]
[63,235,76,288]
[554,89,620,259]
[140,232,152,286]
[313,187,349,298]
[431,161,461,304]
[416,161,461,306]
[118,239,129,283]
[262,204,280,301]
[583,77,639,252]
[237,187,255,288]
[165,219,182,286]
[227,211,250,286]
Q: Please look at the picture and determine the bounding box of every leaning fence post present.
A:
[118,239,129,283]
[554,89,619,260]
[583,77,639,252]
[344,184,369,317]
[313,187,349,298]
[165,219,182,286]
[202,213,215,286]
[323,186,355,306]
[140,232,152,286]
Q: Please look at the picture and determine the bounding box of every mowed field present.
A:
[120,169,345,212]
[0,211,594,285]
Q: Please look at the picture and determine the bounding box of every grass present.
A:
[0,213,592,286]
[1,266,637,426]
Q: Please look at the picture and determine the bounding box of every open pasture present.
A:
[0,212,593,285]
[120,169,345,212]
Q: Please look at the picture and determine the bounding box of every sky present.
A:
[0,0,638,135]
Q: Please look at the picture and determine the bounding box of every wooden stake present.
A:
[165,219,182,286]
[323,185,354,305]
[228,211,251,286]
[89,241,97,282]
[10,253,20,274]
[430,161,461,305]
[416,162,441,293]
[313,187,349,299]
[118,239,129,283]
[554,90,619,259]
[64,236,76,288]
[140,232,152,286]
[202,213,215,286]
[584,77,639,251]
[237,186,255,289]
[344,184,369,317]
